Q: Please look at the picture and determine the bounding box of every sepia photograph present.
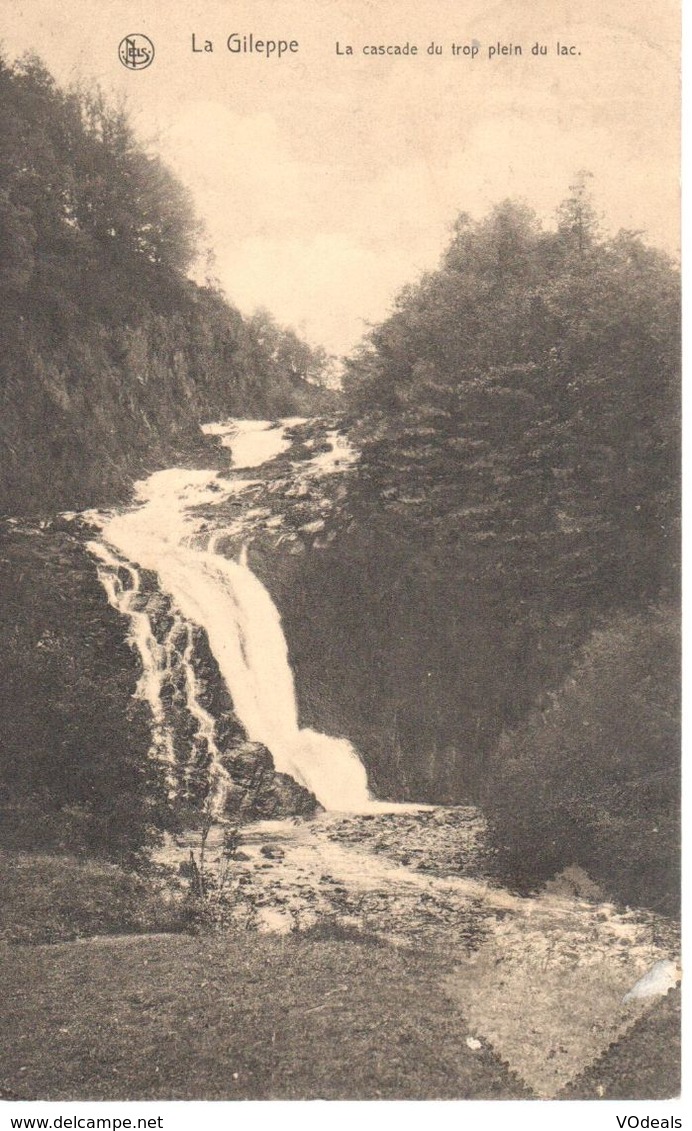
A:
[0,0,681,1111]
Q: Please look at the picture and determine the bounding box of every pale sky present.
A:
[0,0,680,355]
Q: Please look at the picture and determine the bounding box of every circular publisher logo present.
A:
[118,34,155,70]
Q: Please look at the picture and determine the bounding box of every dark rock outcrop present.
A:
[220,741,319,821]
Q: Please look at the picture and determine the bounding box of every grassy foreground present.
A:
[1,928,681,1102]
[1,931,531,1101]
[0,854,680,1101]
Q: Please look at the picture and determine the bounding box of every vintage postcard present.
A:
[0,0,681,1116]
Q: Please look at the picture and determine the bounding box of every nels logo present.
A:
[118,34,155,70]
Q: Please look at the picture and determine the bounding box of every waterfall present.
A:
[87,420,373,813]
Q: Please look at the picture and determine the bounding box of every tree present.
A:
[331,178,679,807]
[343,181,679,604]
[556,169,599,255]
[0,52,329,514]
[483,606,680,914]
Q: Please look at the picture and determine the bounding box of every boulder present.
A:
[543,864,605,901]
[219,741,319,821]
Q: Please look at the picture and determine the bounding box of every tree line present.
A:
[343,177,679,611]
[277,177,679,911]
[0,53,332,514]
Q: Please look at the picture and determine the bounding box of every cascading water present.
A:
[87,420,372,812]
[88,541,176,783]
[88,540,233,812]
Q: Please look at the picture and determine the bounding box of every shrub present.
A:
[0,852,192,944]
[482,605,680,915]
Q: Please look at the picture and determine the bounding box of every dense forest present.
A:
[268,183,680,912]
[0,53,331,515]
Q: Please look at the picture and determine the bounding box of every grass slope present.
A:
[1,932,531,1101]
[559,987,681,1100]
[0,853,191,945]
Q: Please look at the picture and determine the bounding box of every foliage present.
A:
[180,824,242,929]
[315,183,680,817]
[0,523,173,860]
[0,851,192,944]
[265,529,591,803]
[0,53,332,515]
[482,606,680,914]
[343,190,679,608]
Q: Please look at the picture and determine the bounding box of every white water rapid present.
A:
[88,420,373,812]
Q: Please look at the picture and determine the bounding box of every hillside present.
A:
[245,188,680,913]
[0,54,332,515]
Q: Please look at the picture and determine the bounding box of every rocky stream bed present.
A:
[155,805,680,1099]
